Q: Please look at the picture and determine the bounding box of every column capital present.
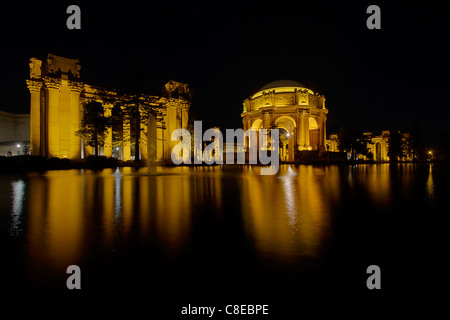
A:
[26,79,42,93]
[44,77,62,91]
[68,80,84,94]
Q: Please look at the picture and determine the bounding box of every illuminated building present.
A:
[327,131,413,161]
[26,54,190,161]
[241,80,328,161]
[0,110,30,156]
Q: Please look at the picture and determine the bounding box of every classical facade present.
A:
[242,80,328,161]
[0,111,30,156]
[327,131,413,161]
[26,54,190,161]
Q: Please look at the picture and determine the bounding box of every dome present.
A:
[252,80,313,98]
[259,80,307,91]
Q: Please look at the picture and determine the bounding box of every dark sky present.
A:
[1,1,449,145]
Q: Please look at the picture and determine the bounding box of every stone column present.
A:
[304,112,310,148]
[287,133,294,161]
[181,105,189,129]
[140,116,148,161]
[104,106,113,157]
[243,117,250,150]
[156,114,165,162]
[123,119,131,161]
[148,114,157,162]
[166,102,178,161]
[68,81,83,159]
[26,79,42,156]
[319,114,327,150]
[297,110,305,149]
[44,78,62,158]
[291,126,296,160]
[58,80,70,158]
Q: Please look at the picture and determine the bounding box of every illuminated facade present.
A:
[26,54,190,161]
[327,131,413,161]
[0,111,30,156]
[242,80,328,161]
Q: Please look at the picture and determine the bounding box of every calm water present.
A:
[0,164,447,313]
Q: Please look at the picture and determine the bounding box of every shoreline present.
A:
[0,155,443,174]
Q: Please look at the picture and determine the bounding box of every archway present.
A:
[251,118,263,130]
[275,116,296,161]
[246,119,263,151]
[309,117,319,150]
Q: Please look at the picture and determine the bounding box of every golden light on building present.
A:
[26,54,191,162]
[242,80,328,162]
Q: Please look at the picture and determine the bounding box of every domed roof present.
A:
[259,80,307,91]
[252,80,313,99]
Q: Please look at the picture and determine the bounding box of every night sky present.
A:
[1,1,449,145]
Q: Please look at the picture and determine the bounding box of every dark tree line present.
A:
[76,99,162,159]
[336,121,426,162]
[337,127,373,160]
[388,121,425,162]
[76,101,109,157]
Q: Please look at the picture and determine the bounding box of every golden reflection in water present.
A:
[241,165,331,259]
[427,164,434,199]
[102,169,115,247]
[24,167,199,271]
[46,171,83,269]
[121,170,134,237]
[357,164,391,205]
[155,172,191,250]
[27,171,84,271]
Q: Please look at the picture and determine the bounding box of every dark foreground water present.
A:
[0,164,448,315]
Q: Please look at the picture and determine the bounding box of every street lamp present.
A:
[17,144,20,155]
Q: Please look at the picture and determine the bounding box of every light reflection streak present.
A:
[279,166,298,232]
[426,164,434,199]
[10,179,25,237]
[114,168,122,219]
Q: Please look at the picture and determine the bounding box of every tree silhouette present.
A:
[120,96,163,160]
[387,130,406,162]
[338,127,372,160]
[76,101,110,156]
[409,120,425,161]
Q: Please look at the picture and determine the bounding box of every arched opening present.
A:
[275,116,296,161]
[251,118,263,130]
[309,117,319,150]
[246,119,263,151]
[278,128,290,161]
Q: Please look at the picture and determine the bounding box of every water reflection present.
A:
[3,163,443,289]
[240,165,331,260]
[427,164,434,199]
[10,179,25,237]
[279,166,298,231]
[356,164,391,205]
